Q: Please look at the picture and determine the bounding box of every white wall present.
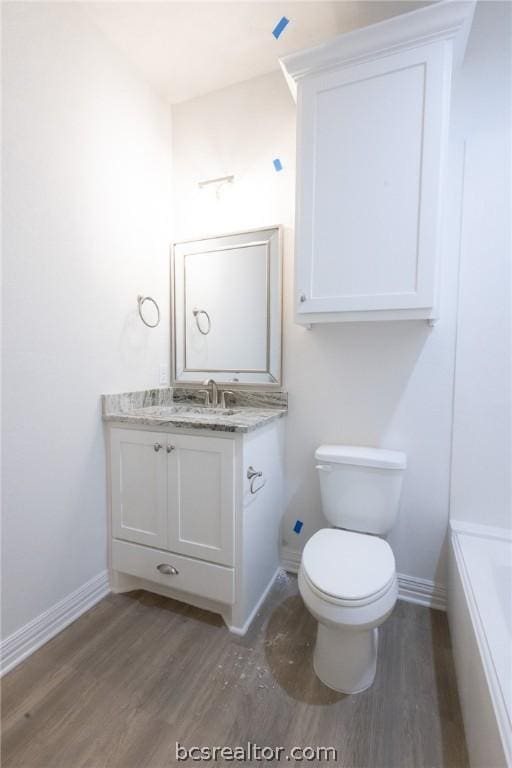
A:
[172,65,462,589]
[2,3,171,638]
[4,1,508,644]
[449,0,512,532]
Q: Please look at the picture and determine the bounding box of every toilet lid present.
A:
[301,529,395,601]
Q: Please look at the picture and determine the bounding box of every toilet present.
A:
[298,444,406,694]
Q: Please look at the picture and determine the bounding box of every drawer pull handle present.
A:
[247,465,266,494]
[157,563,179,575]
[166,445,175,453]
[154,443,162,452]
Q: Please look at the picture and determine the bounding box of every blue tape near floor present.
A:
[293,520,303,534]
[272,17,289,39]
[273,158,283,172]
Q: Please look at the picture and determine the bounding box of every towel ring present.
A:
[193,308,211,335]
[247,466,266,495]
[137,295,160,328]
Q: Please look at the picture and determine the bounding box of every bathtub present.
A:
[449,520,512,767]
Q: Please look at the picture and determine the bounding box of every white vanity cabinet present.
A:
[111,429,168,549]
[281,1,475,324]
[107,419,284,634]
[111,429,234,566]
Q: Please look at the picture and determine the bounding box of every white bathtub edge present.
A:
[451,519,512,542]
[449,525,511,767]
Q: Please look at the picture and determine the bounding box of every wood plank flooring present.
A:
[2,572,468,767]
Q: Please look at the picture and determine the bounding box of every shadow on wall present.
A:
[121,309,148,355]
[282,320,431,548]
[119,307,163,370]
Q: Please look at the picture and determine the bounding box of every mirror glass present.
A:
[173,227,282,385]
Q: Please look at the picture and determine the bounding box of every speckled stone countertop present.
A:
[102,388,287,434]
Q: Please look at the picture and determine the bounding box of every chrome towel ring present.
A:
[137,295,160,328]
[247,466,266,495]
[193,307,211,335]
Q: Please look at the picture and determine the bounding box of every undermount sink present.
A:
[179,406,240,417]
[172,405,241,417]
[206,408,238,416]
[131,405,242,419]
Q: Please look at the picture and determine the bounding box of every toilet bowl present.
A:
[299,528,398,693]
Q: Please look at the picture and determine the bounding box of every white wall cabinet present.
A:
[281,1,475,324]
[108,421,284,634]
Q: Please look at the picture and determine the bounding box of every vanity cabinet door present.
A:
[110,428,167,548]
[167,434,235,566]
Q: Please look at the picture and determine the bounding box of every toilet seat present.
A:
[301,567,396,608]
[298,564,398,632]
[301,528,396,607]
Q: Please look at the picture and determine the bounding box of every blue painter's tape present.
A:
[272,16,289,39]
[293,519,303,535]
[273,158,283,172]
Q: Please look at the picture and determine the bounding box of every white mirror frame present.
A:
[171,226,283,387]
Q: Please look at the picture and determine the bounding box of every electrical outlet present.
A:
[159,364,169,386]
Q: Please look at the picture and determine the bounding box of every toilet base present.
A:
[313,623,378,694]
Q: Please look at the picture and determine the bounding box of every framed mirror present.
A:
[172,226,282,386]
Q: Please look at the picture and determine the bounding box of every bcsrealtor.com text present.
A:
[176,743,338,762]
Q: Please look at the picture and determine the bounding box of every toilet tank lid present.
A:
[315,445,406,469]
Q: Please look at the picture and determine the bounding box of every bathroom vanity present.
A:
[103,389,286,634]
[103,390,286,634]
[103,225,285,634]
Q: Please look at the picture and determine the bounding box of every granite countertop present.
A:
[102,388,287,434]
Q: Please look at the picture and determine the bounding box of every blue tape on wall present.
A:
[293,520,303,534]
[273,158,283,172]
[272,16,289,39]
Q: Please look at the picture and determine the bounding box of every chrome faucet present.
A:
[198,378,219,407]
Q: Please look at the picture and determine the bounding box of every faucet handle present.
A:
[220,390,235,408]
[197,389,210,406]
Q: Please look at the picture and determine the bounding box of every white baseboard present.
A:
[396,572,446,611]
[280,547,446,611]
[1,570,110,676]
[227,567,281,636]
[1,545,448,676]
[281,546,301,575]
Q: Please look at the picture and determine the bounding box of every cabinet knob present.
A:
[299,292,307,303]
[166,444,175,453]
[153,442,162,452]
[156,563,179,576]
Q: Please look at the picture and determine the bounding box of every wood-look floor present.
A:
[2,573,468,767]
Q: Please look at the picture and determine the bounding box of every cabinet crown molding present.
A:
[280,0,475,99]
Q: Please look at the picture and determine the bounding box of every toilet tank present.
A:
[315,445,406,535]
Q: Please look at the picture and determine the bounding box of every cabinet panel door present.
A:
[167,434,235,566]
[296,41,449,315]
[111,428,167,548]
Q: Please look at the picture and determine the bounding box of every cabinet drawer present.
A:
[112,539,235,605]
